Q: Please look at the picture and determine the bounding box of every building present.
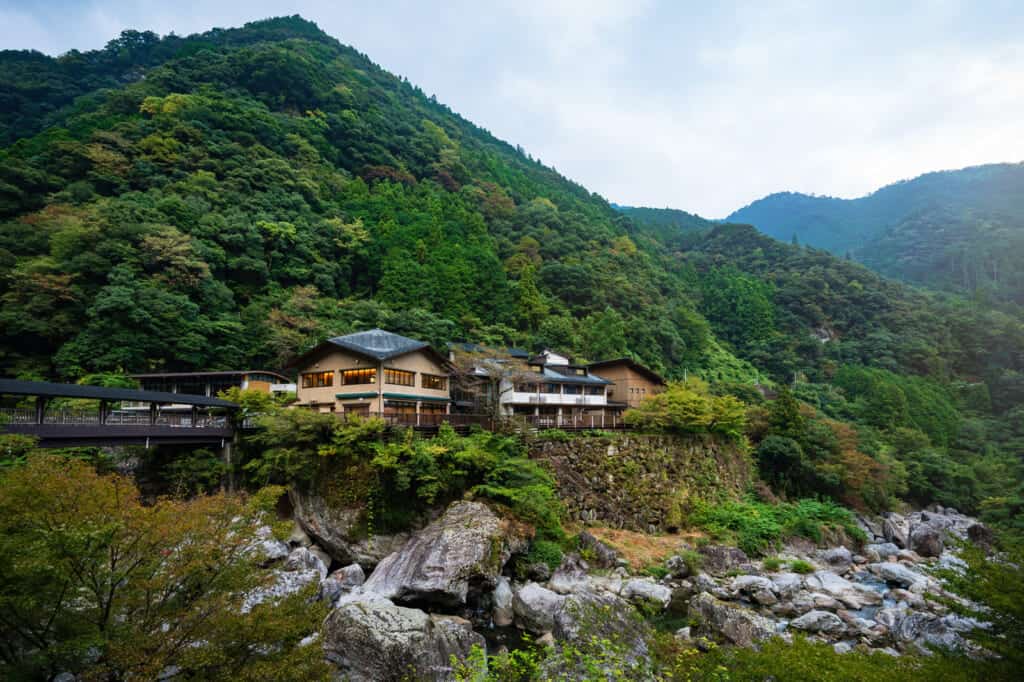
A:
[498,350,618,427]
[290,329,451,421]
[129,371,295,412]
[586,358,666,409]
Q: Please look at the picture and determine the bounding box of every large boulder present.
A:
[908,524,944,558]
[363,501,531,608]
[966,523,995,551]
[577,530,619,569]
[322,595,484,682]
[622,578,672,610]
[870,562,926,588]
[513,582,565,633]
[882,515,908,549]
[790,610,846,636]
[492,577,514,627]
[821,546,853,571]
[803,571,882,610]
[319,563,366,605]
[698,545,750,576]
[689,592,776,647]
[290,487,410,567]
[553,590,652,663]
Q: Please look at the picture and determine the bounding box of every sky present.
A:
[2,1,1024,217]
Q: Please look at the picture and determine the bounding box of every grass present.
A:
[763,556,783,571]
[586,527,704,570]
[689,498,866,556]
[789,559,815,574]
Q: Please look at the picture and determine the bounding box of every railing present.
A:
[353,411,629,432]
[0,407,228,428]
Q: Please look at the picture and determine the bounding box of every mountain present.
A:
[2,13,1023,565]
[726,163,1024,305]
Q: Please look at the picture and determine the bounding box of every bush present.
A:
[762,556,783,571]
[789,559,815,574]
[624,379,747,443]
[690,498,864,556]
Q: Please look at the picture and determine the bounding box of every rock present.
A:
[883,516,908,548]
[790,610,846,636]
[731,574,775,595]
[320,563,367,605]
[284,546,328,581]
[493,577,514,627]
[675,626,692,641]
[548,560,591,595]
[833,641,853,654]
[771,572,804,599]
[622,578,672,610]
[967,523,994,551]
[288,521,313,547]
[577,530,619,569]
[810,593,843,611]
[290,487,410,567]
[908,524,944,558]
[669,583,695,614]
[752,588,778,606]
[554,590,651,660]
[536,631,556,647]
[857,514,884,541]
[822,547,853,571]
[252,525,290,565]
[693,573,719,594]
[665,553,692,578]
[698,545,750,575]
[866,542,901,560]
[513,582,565,633]
[334,562,367,587]
[363,501,530,608]
[803,571,882,610]
[689,592,776,647]
[871,562,925,588]
[322,595,484,682]
[897,549,922,563]
[526,562,553,582]
[242,568,320,613]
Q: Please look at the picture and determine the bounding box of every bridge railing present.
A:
[0,407,228,428]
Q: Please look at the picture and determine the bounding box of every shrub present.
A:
[678,548,704,575]
[789,559,815,574]
[690,498,864,556]
[624,379,747,443]
[763,556,783,571]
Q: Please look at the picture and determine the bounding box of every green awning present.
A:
[335,392,378,400]
[383,393,451,402]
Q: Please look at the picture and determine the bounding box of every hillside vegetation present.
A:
[727,163,1024,306]
[1,15,1023,528]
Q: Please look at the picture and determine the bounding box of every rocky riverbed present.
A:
[254,501,993,680]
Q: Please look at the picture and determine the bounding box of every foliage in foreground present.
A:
[0,456,330,681]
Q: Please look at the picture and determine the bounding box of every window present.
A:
[574,368,586,376]
[585,386,605,395]
[422,373,447,391]
[384,368,415,386]
[302,371,334,388]
[529,364,544,373]
[342,368,376,385]
[542,383,561,394]
[563,384,582,395]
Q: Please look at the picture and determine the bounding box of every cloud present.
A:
[2,0,1023,216]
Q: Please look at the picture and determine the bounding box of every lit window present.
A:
[342,368,376,385]
[422,374,447,390]
[384,368,415,386]
[530,364,543,373]
[574,368,586,375]
[302,371,334,388]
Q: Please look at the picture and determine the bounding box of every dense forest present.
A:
[727,164,1024,306]
[1,15,1022,530]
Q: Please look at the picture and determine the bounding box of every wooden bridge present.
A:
[0,379,237,448]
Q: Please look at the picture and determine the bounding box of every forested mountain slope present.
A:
[1,13,1023,547]
[727,163,1024,305]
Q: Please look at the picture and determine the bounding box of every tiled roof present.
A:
[328,329,429,361]
[541,367,612,385]
[0,379,237,408]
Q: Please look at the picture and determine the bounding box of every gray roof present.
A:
[540,367,612,385]
[328,329,430,361]
[0,379,237,408]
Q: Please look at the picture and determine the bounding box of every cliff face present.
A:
[528,434,752,532]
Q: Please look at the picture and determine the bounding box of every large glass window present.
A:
[562,384,582,395]
[302,371,334,388]
[585,386,605,395]
[422,374,447,391]
[384,368,415,386]
[342,368,376,385]
[542,383,561,394]
[514,382,538,393]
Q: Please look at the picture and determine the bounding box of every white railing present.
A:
[0,407,228,428]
